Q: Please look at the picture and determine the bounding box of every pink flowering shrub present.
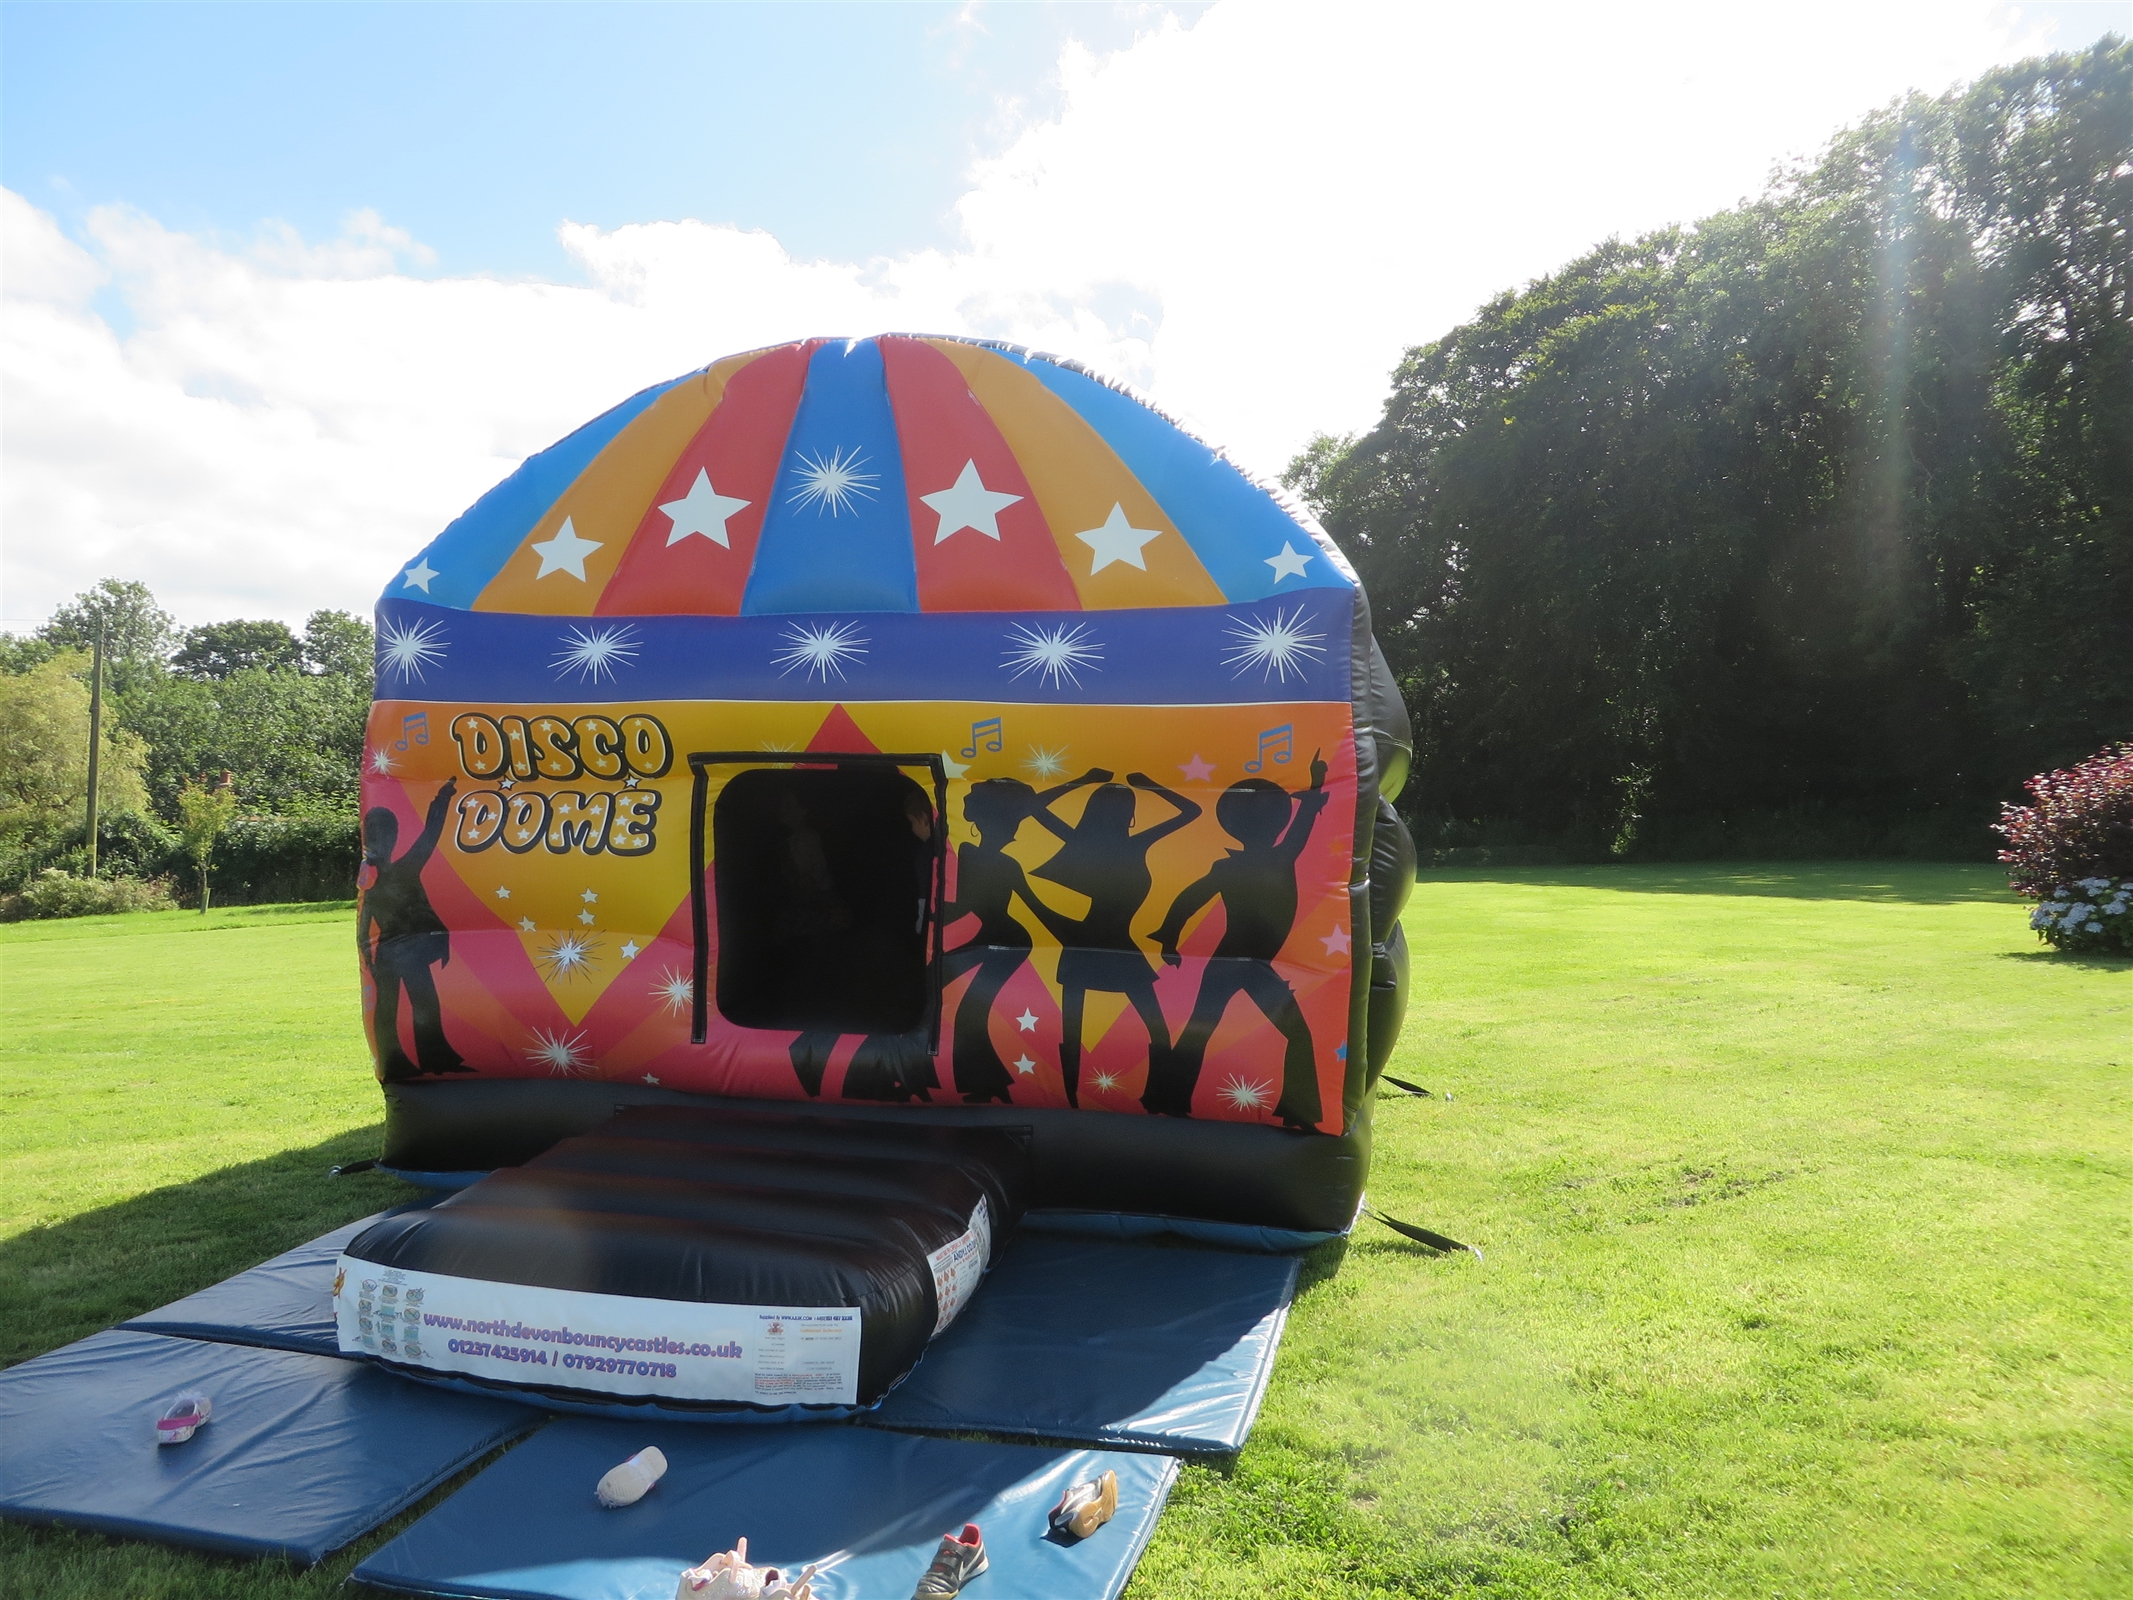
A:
[1996,742,2133,954]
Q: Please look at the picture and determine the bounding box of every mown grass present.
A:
[1,868,2127,1597]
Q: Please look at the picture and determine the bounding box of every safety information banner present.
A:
[333,1256,860,1405]
[926,1196,992,1335]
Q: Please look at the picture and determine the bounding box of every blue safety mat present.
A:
[867,1235,1297,1453]
[119,1200,435,1357]
[0,1329,542,1564]
[353,1416,1176,1600]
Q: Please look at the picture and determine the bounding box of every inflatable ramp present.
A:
[335,1106,1029,1416]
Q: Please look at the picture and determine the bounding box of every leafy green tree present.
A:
[175,774,238,913]
[300,610,374,681]
[0,653,150,837]
[38,579,177,698]
[1296,40,2129,858]
[171,619,303,680]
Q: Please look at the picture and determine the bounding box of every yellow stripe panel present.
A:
[926,340,1224,610]
[473,353,759,615]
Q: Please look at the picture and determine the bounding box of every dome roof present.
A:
[388,336,1351,617]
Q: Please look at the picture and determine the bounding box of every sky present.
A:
[1,0,2123,633]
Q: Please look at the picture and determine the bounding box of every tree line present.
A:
[1289,41,2129,861]
[0,579,372,906]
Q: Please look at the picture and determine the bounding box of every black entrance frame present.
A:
[687,751,950,1053]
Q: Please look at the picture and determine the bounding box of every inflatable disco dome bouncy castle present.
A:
[343,336,1416,1416]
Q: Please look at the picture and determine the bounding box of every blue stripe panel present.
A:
[381,374,695,611]
[353,1418,1177,1600]
[375,592,1356,706]
[742,339,919,614]
[1017,354,1354,603]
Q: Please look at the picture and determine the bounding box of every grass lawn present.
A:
[1,867,2127,1597]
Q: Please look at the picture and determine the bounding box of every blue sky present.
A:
[2,1,2122,628]
[3,3,1201,277]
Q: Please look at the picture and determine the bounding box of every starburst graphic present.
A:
[1001,622,1104,689]
[1022,745,1068,780]
[537,931,601,983]
[653,968,695,1016]
[1219,1075,1275,1113]
[1223,606,1327,683]
[367,748,397,776]
[525,1026,593,1076]
[1090,1070,1122,1094]
[377,616,448,683]
[760,740,799,753]
[550,624,641,684]
[786,446,880,516]
[773,621,869,681]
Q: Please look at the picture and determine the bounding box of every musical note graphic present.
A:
[393,711,430,753]
[959,717,1005,758]
[1243,723,1292,773]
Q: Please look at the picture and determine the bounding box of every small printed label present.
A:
[926,1196,993,1335]
[332,1256,860,1405]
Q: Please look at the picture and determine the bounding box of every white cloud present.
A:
[0,0,2070,627]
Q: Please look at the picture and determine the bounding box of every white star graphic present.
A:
[1016,1010,1039,1033]
[1179,754,1216,782]
[368,748,397,776]
[494,887,511,900]
[402,558,439,593]
[620,939,641,960]
[1265,541,1313,582]
[921,460,1023,544]
[1074,503,1164,573]
[940,751,970,779]
[530,517,602,581]
[1013,1055,1037,1075]
[581,890,599,903]
[1320,923,1353,956]
[517,917,537,933]
[577,910,596,926]
[624,775,640,789]
[642,1073,662,1086]
[660,469,751,548]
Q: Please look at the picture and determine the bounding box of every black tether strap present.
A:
[1363,1205,1484,1262]
[1381,1075,1433,1097]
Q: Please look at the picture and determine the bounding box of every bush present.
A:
[0,868,176,921]
[197,812,360,906]
[1996,742,2133,954]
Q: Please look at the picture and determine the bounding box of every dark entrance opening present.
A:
[711,764,938,1035]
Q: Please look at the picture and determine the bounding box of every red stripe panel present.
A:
[598,343,816,616]
[879,336,1081,613]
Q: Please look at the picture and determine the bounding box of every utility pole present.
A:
[85,614,104,878]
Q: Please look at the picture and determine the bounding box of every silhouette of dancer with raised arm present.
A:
[1146,752,1330,1128]
[1033,771,1202,1107]
[936,773,1098,1103]
[358,777,469,1083]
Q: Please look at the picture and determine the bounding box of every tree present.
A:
[175,774,238,913]
[171,619,303,681]
[39,579,176,698]
[0,653,150,838]
[1295,40,2130,858]
[301,610,374,681]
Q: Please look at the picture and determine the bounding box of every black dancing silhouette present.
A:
[1031,771,1201,1107]
[1145,751,1330,1128]
[936,774,1092,1103]
[358,777,470,1083]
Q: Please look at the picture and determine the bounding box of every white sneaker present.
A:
[596,1446,668,1507]
[154,1392,212,1445]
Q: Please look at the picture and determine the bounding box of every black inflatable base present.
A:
[379,1078,1373,1235]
